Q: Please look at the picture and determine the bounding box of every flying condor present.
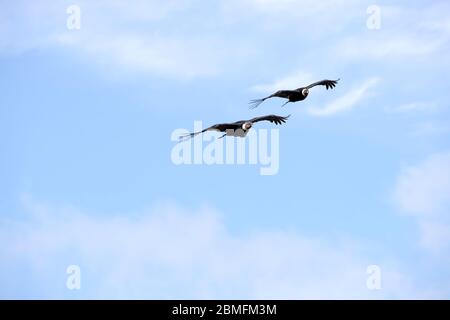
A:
[180,114,290,141]
[249,79,339,109]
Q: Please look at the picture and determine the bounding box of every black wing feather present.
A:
[304,79,339,90]
[249,90,297,109]
[250,114,291,125]
[179,123,240,141]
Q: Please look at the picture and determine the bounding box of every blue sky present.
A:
[1,0,450,299]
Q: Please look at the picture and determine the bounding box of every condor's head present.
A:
[242,122,253,131]
[302,88,309,97]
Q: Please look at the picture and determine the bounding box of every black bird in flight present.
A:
[180,114,290,141]
[249,79,339,109]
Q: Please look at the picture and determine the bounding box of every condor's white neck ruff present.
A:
[242,122,252,131]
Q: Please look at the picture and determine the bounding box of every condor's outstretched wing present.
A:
[250,114,291,125]
[249,90,297,109]
[179,122,241,140]
[303,79,339,90]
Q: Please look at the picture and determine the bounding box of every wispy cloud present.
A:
[228,0,357,17]
[334,3,449,62]
[0,195,418,299]
[412,122,450,136]
[336,35,443,60]
[55,33,238,80]
[0,0,252,80]
[223,0,361,35]
[250,71,314,93]
[385,101,440,114]
[393,151,450,253]
[306,77,380,117]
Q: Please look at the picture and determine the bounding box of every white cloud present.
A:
[394,152,450,215]
[2,1,449,81]
[418,222,450,254]
[413,2,450,36]
[336,35,443,60]
[55,32,233,80]
[306,77,379,117]
[250,71,314,93]
[0,195,418,299]
[422,20,450,35]
[230,0,350,16]
[385,102,440,114]
[223,0,360,34]
[394,151,450,252]
[333,4,449,62]
[0,0,251,80]
[87,0,190,22]
[250,74,380,118]
[412,122,450,136]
